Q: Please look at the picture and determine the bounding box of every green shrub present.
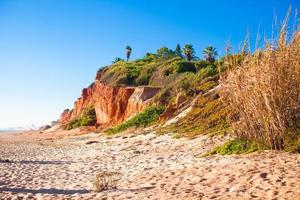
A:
[204,139,267,156]
[194,60,210,71]
[80,107,97,126]
[153,87,172,105]
[197,65,218,80]
[283,130,300,152]
[67,107,97,130]
[136,65,157,86]
[105,106,165,134]
[156,47,176,59]
[136,73,150,85]
[125,64,140,85]
[112,57,124,64]
[172,61,196,73]
[179,78,194,96]
[67,119,81,130]
[143,53,158,61]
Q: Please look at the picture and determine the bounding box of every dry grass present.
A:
[222,14,300,150]
[92,171,122,192]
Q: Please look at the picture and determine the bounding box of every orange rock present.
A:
[59,80,161,129]
[159,104,177,122]
[60,109,72,127]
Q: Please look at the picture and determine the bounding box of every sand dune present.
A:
[0,131,299,200]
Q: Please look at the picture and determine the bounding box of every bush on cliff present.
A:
[67,119,81,130]
[105,106,165,134]
[67,107,97,130]
[80,107,97,126]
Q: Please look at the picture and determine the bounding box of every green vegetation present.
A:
[197,65,218,80]
[182,44,195,61]
[112,57,124,63]
[203,139,267,156]
[98,44,221,89]
[105,106,165,135]
[156,47,176,59]
[67,119,82,130]
[173,61,196,73]
[283,130,300,152]
[163,61,196,75]
[203,46,218,62]
[67,107,97,130]
[174,44,183,58]
[160,94,231,138]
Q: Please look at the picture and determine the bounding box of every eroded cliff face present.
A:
[60,78,160,128]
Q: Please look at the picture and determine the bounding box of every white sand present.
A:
[0,131,299,200]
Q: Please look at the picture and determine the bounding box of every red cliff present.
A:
[60,80,160,129]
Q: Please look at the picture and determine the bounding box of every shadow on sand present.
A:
[0,186,156,195]
[0,187,90,195]
[0,160,74,165]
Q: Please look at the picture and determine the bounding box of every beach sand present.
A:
[0,130,299,200]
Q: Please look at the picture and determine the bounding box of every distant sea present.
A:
[0,129,23,133]
[0,130,14,133]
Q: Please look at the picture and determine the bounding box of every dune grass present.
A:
[222,12,300,151]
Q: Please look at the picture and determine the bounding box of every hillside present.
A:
[59,50,230,139]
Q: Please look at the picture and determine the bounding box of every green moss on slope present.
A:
[159,80,231,139]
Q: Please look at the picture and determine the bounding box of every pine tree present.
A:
[175,44,183,58]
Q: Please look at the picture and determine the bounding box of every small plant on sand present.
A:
[105,106,165,134]
[93,171,122,192]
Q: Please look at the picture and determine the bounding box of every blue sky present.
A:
[0,0,299,128]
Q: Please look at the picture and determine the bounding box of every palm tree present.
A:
[126,46,132,61]
[203,46,218,62]
[182,44,195,61]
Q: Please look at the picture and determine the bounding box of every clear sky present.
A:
[0,0,299,129]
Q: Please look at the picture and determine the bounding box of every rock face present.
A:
[60,76,160,128]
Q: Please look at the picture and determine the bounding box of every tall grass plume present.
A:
[222,12,300,151]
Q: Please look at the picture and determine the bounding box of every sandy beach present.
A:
[0,131,299,200]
